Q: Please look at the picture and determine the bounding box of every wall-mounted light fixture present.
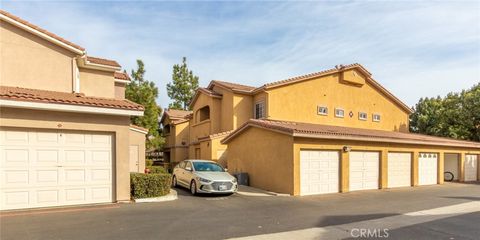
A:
[343,146,352,152]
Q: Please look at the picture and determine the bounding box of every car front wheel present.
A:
[190,180,197,195]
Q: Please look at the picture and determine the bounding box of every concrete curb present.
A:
[236,185,290,197]
[134,189,178,203]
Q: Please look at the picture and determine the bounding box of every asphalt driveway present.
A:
[1,182,479,240]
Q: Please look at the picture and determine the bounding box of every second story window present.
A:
[359,112,367,121]
[373,114,381,122]
[335,108,344,118]
[255,101,265,119]
[196,106,210,123]
[317,106,328,116]
[163,124,171,135]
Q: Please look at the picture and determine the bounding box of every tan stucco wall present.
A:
[129,129,146,173]
[265,72,410,132]
[293,138,480,196]
[115,82,126,99]
[0,20,76,92]
[0,107,132,202]
[233,94,253,129]
[227,127,294,194]
[79,68,115,98]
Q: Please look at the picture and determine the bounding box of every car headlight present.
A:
[232,178,237,183]
[197,177,212,183]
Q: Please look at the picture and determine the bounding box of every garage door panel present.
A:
[0,129,113,210]
[388,153,411,188]
[418,153,438,185]
[465,155,478,181]
[300,150,340,195]
[349,152,379,191]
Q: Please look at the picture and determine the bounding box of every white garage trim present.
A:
[418,153,438,186]
[0,129,114,210]
[300,150,340,195]
[464,155,478,181]
[349,151,379,191]
[387,152,412,188]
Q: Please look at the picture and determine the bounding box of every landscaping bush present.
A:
[130,173,172,199]
[146,166,168,174]
[146,159,154,167]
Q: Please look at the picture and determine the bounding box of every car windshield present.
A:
[192,162,224,172]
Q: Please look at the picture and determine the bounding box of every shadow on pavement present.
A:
[317,213,399,227]
[443,196,480,201]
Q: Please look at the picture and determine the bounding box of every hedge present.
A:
[146,166,168,174]
[130,173,172,199]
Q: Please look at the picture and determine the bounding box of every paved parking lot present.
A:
[1,183,479,240]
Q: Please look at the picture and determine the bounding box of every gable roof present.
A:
[202,64,412,114]
[222,119,480,149]
[86,56,121,68]
[114,72,131,81]
[161,109,193,124]
[0,86,143,111]
[207,80,256,93]
[0,9,85,54]
[188,87,223,108]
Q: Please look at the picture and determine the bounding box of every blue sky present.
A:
[3,1,479,108]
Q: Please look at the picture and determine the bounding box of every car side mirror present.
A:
[224,168,228,172]
[185,166,192,171]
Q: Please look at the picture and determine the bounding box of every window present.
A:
[163,124,171,135]
[185,161,193,170]
[317,106,328,116]
[255,102,265,119]
[196,106,210,123]
[335,108,344,118]
[358,112,367,121]
[373,114,381,122]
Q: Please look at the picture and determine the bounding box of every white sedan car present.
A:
[172,160,238,195]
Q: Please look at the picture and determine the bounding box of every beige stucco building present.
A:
[0,10,146,210]
[163,63,480,196]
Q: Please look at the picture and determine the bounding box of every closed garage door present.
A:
[0,129,113,210]
[465,155,478,181]
[300,150,339,195]
[418,153,438,185]
[349,152,379,191]
[388,152,411,188]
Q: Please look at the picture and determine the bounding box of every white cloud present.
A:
[2,1,479,108]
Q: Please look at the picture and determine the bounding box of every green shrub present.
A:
[147,166,168,174]
[146,159,154,167]
[130,173,172,199]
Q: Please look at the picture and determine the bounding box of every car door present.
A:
[175,161,186,186]
[183,161,194,185]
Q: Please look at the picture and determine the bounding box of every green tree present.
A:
[167,57,199,110]
[126,60,164,149]
[410,84,480,141]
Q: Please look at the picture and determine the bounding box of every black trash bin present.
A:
[235,172,249,186]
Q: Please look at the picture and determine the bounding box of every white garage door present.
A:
[0,129,113,210]
[465,155,478,181]
[388,152,411,188]
[300,150,339,195]
[349,152,379,191]
[418,153,438,185]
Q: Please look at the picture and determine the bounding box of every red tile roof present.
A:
[208,80,256,92]
[114,72,130,81]
[0,9,85,52]
[165,109,193,119]
[86,56,121,68]
[199,130,234,141]
[0,86,143,111]
[222,119,480,149]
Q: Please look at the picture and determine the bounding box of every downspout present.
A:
[72,56,80,93]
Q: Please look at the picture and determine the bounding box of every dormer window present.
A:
[196,106,210,123]
[335,108,344,118]
[317,106,328,116]
[373,114,381,122]
[255,101,265,119]
[358,112,367,121]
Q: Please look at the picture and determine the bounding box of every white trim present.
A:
[114,79,130,84]
[0,14,85,55]
[129,127,148,134]
[317,106,328,116]
[0,99,143,116]
[358,111,367,121]
[373,113,381,122]
[335,108,345,118]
